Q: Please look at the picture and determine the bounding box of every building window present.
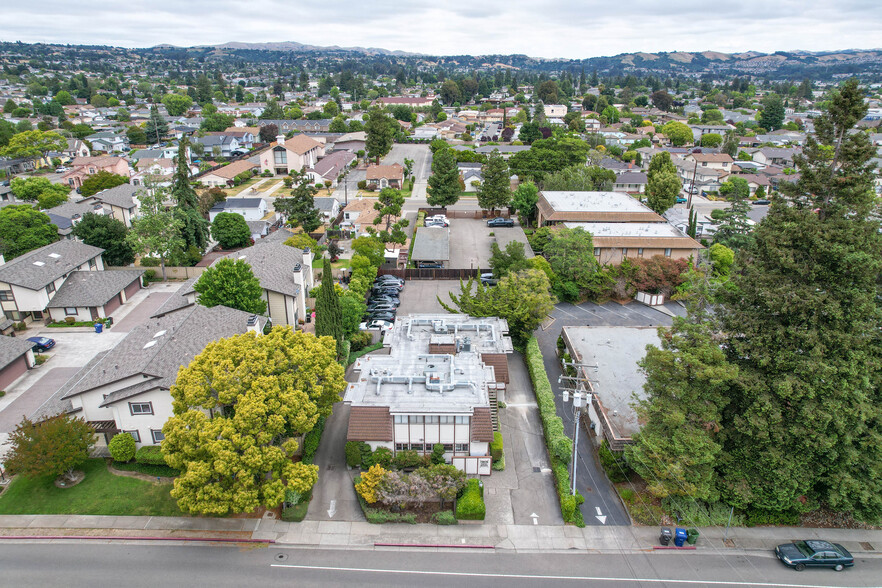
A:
[0,290,12,301]
[124,430,140,443]
[393,415,407,424]
[46,282,56,295]
[425,415,439,424]
[664,248,672,257]
[622,248,628,257]
[151,429,165,443]
[454,416,469,425]
[593,248,600,257]
[395,443,408,451]
[455,443,469,452]
[129,402,153,415]
[439,416,453,424]
[89,258,97,270]
[442,444,454,452]
[64,307,78,316]
[273,148,287,165]
[637,248,644,257]
[410,416,424,424]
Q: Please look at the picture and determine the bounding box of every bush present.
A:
[354,465,387,504]
[34,354,48,365]
[492,456,505,471]
[348,331,374,352]
[111,460,179,478]
[357,180,367,190]
[373,446,393,469]
[300,416,325,465]
[490,431,504,462]
[135,445,167,466]
[108,433,136,463]
[663,496,744,527]
[455,479,485,520]
[433,510,458,525]
[360,443,376,469]
[345,441,363,468]
[430,443,446,465]
[140,256,160,267]
[338,339,351,367]
[392,449,422,470]
[743,508,800,527]
[599,439,631,483]
[13,322,27,331]
[365,508,417,524]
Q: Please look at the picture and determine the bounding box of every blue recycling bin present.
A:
[94,322,103,334]
[674,527,688,547]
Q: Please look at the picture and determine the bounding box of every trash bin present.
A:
[94,322,103,334]
[105,317,113,328]
[659,527,672,546]
[686,528,699,545]
[674,527,688,547]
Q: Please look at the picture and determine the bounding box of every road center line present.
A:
[269,563,841,587]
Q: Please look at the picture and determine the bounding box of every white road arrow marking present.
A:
[327,500,337,518]
[595,507,606,524]
[595,507,603,515]
[530,513,539,526]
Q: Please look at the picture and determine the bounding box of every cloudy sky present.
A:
[3,0,880,59]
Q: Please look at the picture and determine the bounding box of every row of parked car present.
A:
[358,275,404,332]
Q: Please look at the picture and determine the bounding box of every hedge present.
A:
[455,478,485,520]
[135,445,167,466]
[338,339,351,368]
[490,431,504,462]
[525,336,584,526]
[345,441,363,468]
[300,416,326,465]
[353,476,417,524]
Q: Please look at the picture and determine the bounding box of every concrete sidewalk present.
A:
[1,514,881,556]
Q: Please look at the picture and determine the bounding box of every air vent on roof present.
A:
[238,255,247,260]
[153,330,167,338]
[293,263,302,273]
[48,253,61,258]
[143,340,157,349]
[33,261,45,266]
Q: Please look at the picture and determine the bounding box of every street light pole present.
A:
[559,367,594,496]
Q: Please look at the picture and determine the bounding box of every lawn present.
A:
[225,177,264,196]
[311,258,351,269]
[0,459,182,517]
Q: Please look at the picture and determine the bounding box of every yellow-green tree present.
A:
[355,464,388,504]
[162,327,346,515]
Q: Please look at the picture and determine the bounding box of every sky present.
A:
[3,0,881,59]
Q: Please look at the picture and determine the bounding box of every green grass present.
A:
[0,458,182,516]
[225,177,263,196]
[311,258,352,269]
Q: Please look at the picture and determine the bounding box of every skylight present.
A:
[143,340,157,349]
[48,253,61,259]
[32,261,45,266]
[153,330,167,338]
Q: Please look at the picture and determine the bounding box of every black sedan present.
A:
[27,337,56,352]
[775,540,854,571]
[487,217,514,228]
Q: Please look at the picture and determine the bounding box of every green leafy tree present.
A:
[541,165,615,192]
[144,105,168,144]
[0,205,59,260]
[3,98,16,113]
[759,93,785,131]
[162,328,345,514]
[700,133,723,148]
[350,236,385,266]
[364,108,395,163]
[126,186,185,280]
[707,243,734,278]
[80,170,129,197]
[315,259,343,351]
[518,121,541,145]
[274,171,322,233]
[367,187,409,245]
[71,213,135,266]
[69,124,94,140]
[509,137,591,184]
[439,268,554,343]
[0,120,15,148]
[718,79,882,519]
[329,115,348,133]
[476,149,511,213]
[651,90,673,112]
[126,125,147,145]
[108,432,137,463]
[0,130,67,167]
[193,258,267,315]
[10,176,69,203]
[211,212,252,249]
[172,137,209,252]
[4,415,96,482]
[721,131,739,158]
[162,93,193,116]
[200,112,235,132]
[661,121,693,147]
[426,146,460,207]
[489,241,530,277]
[625,305,737,501]
[646,152,680,215]
[713,177,753,250]
[511,180,539,226]
[544,226,601,293]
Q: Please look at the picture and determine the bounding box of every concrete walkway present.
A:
[1,514,882,556]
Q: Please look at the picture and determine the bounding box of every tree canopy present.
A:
[5,415,95,482]
[71,213,135,266]
[364,108,395,163]
[476,149,511,212]
[193,258,267,315]
[211,212,251,250]
[0,130,66,165]
[0,205,59,260]
[661,121,693,147]
[541,165,615,192]
[126,186,184,280]
[172,137,209,252]
[366,188,409,245]
[426,146,460,207]
[646,152,680,215]
[274,171,322,233]
[80,171,129,198]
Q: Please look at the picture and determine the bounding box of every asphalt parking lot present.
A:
[447,218,530,269]
[394,279,471,316]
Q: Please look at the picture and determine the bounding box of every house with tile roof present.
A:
[345,314,513,475]
[60,156,131,189]
[339,198,387,237]
[365,163,403,190]
[259,134,325,176]
[32,305,269,449]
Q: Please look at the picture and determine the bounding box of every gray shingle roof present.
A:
[210,198,264,213]
[46,270,144,308]
[313,197,339,213]
[94,183,139,210]
[47,199,105,220]
[411,227,450,261]
[220,241,305,297]
[0,335,34,370]
[150,277,198,318]
[0,240,104,290]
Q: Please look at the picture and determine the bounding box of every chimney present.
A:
[276,134,285,146]
[246,314,261,335]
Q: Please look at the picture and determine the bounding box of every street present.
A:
[0,543,879,587]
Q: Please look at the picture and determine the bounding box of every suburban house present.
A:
[191,135,241,158]
[612,171,648,194]
[46,199,110,238]
[673,157,726,191]
[345,315,513,475]
[544,104,567,118]
[0,335,36,390]
[313,197,341,223]
[305,150,356,188]
[257,119,332,134]
[90,183,141,227]
[53,138,90,161]
[534,191,702,265]
[45,269,144,323]
[208,197,268,222]
[365,163,404,190]
[683,152,734,171]
[60,156,131,189]
[260,134,324,176]
[218,240,314,326]
[210,129,255,149]
[750,147,799,168]
[198,159,258,188]
[339,198,384,237]
[34,305,270,450]
[373,96,435,108]
[85,131,129,153]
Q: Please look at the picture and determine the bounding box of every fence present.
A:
[107,265,205,280]
[377,268,488,280]
[418,208,511,219]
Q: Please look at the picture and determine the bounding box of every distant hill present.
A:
[197,41,420,57]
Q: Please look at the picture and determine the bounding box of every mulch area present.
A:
[800,509,881,530]
[106,462,175,485]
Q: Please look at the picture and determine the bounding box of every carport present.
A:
[410,227,449,267]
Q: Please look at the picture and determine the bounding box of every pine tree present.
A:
[365,108,395,163]
[646,152,679,215]
[172,137,209,252]
[718,79,882,521]
[713,177,753,250]
[144,105,168,144]
[476,149,511,213]
[426,146,460,207]
[314,259,343,353]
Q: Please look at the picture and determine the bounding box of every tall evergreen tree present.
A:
[718,79,882,521]
[144,105,168,144]
[314,259,344,352]
[426,146,460,207]
[172,137,209,252]
[713,177,753,250]
[364,108,395,163]
[646,152,680,215]
[476,149,511,213]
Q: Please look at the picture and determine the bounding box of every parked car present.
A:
[372,286,401,296]
[375,275,404,284]
[27,336,56,352]
[480,273,498,286]
[366,303,398,313]
[417,261,443,269]
[367,311,396,322]
[370,295,400,306]
[373,278,404,290]
[486,217,514,228]
[424,220,449,227]
[754,199,771,205]
[775,540,854,571]
[675,196,687,204]
[55,166,70,173]
[684,186,699,194]
[358,319,394,332]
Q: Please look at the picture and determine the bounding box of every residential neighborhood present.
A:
[1,29,882,587]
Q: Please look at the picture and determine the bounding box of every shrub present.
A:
[338,339,351,367]
[432,510,458,525]
[140,256,160,267]
[360,443,376,469]
[13,322,27,331]
[355,464,387,504]
[108,433,136,462]
[599,439,631,483]
[345,441,363,468]
[373,446,393,469]
[348,331,374,352]
[455,479,485,520]
[392,449,422,470]
[492,456,505,471]
[490,431,504,462]
[430,443,446,465]
[33,354,48,365]
[64,316,76,324]
[300,416,325,465]
[365,508,417,524]
[663,496,744,527]
[357,180,367,190]
[135,445,167,466]
[743,508,800,527]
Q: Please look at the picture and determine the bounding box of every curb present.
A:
[0,535,274,544]
[375,542,494,549]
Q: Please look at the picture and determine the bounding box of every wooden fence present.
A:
[107,265,205,280]
[418,208,511,219]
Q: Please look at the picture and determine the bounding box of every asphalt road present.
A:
[382,143,432,198]
[1,543,879,587]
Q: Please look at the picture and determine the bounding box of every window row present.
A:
[395,443,469,453]
[393,415,470,425]
[120,429,164,444]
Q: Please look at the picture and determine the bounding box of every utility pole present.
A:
[558,361,598,496]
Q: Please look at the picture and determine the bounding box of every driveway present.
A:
[382,143,432,199]
[111,290,173,332]
[0,366,81,434]
[305,401,364,521]
[534,300,683,526]
[395,280,471,316]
